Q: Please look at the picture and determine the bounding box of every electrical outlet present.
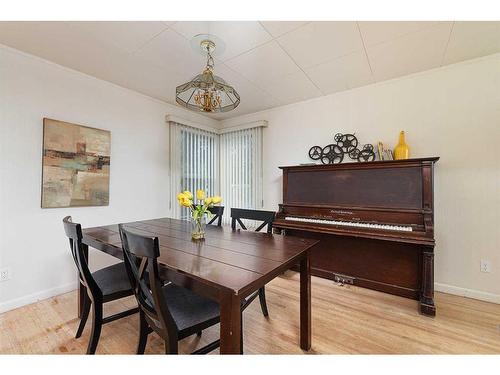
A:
[0,267,11,282]
[480,259,491,273]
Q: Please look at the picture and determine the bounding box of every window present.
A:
[169,122,263,224]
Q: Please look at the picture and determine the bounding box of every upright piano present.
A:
[273,157,439,316]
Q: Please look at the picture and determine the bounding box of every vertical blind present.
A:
[220,127,263,225]
[170,122,263,224]
[170,122,219,220]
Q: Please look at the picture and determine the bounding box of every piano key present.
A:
[284,216,413,232]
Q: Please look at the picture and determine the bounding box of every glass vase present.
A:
[394,131,410,160]
[191,216,207,240]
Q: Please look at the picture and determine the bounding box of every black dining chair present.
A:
[62,216,138,354]
[207,205,224,226]
[119,224,223,354]
[230,208,276,317]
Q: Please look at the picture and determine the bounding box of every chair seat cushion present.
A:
[162,283,220,334]
[92,262,132,297]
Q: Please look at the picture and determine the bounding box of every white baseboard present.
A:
[435,282,500,304]
[0,282,78,314]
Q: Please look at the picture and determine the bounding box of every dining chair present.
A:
[62,216,138,354]
[230,208,276,317]
[119,225,223,354]
[207,205,224,226]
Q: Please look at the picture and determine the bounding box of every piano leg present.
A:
[420,249,436,316]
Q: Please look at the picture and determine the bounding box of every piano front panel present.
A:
[285,229,421,299]
[285,166,423,209]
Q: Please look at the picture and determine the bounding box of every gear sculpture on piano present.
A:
[308,133,376,164]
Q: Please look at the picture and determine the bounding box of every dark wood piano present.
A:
[273,157,439,316]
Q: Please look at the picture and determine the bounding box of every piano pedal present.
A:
[333,273,354,286]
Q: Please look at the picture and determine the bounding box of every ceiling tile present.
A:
[358,21,442,47]
[134,28,206,82]
[258,71,323,105]
[224,41,300,83]
[68,21,169,54]
[306,50,373,94]
[170,21,272,61]
[0,22,128,75]
[259,21,309,38]
[443,21,500,65]
[366,22,453,82]
[277,21,364,69]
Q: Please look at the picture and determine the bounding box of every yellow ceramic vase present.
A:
[394,131,410,160]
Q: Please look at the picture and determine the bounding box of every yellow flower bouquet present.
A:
[177,189,222,240]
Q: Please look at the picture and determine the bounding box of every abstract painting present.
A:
[41,118,111,208]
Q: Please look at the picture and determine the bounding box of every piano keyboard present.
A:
[284,216,413,232]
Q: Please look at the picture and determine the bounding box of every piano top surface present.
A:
[279,157,439,170]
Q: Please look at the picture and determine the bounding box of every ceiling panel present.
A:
[68,21,170,54]
[306,50,374,94]
[260,21,310,38]
[358,21,441,47]
[170,21,272,61]
[225,40,300,83]
[133,28,206,81]
[258,70,323,105]
[443,21,500,65]
[277,21,364,69]
[366,22,453,82]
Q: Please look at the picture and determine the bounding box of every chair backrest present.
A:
[119,225,178,340]
[207,206,224,226]
[230,208,276,233]
[62,216,101,298]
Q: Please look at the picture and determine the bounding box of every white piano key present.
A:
[284,216,413,232]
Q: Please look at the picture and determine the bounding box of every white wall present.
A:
[0,45,218,312]
[221,54,500,303]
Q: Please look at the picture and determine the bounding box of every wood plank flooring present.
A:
[1,272,499,354]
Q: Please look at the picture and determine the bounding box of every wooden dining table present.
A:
[80,217,319,354]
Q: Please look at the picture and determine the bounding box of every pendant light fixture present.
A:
[175,38,240,113]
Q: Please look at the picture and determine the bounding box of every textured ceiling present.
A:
[0,21,498,119]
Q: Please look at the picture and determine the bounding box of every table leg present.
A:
[78,244,89,318]
[219,291,242,354]
[300,252,311,350]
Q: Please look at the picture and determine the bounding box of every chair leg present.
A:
[75,293,90,338]
[164,338,178,354]
[137,311,149,354]
[258,287,269,317]
[86,300,103,354]
[196,331,202,337]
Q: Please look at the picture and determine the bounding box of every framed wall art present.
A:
[41,118,111,208]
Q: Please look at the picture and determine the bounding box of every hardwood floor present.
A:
[1,271,499,354]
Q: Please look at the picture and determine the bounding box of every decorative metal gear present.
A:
[349,148,360,160]
[337,133,358,153]
[357,149,376,162]
[308,146,323,160]
[321,144,344,164]
[308,133,374,164]
[334,133,344,142]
